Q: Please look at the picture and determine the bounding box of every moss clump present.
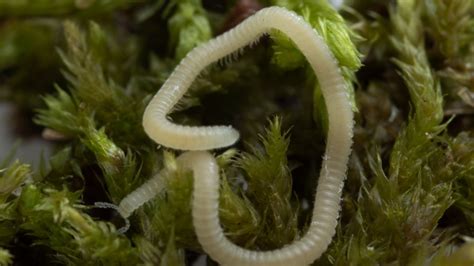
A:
[0,0,473,265]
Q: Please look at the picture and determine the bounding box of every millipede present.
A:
[118,6,354,266]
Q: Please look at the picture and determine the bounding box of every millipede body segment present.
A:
[121,6,354,266]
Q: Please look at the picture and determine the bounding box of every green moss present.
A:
[0,0,473,264]
[17,185,140,265]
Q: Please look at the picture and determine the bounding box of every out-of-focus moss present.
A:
[0,0,144,17]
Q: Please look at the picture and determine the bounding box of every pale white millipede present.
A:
[118,6,354,266]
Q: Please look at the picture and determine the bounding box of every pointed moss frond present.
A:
[389,0,445,186]
[61,21,146,146]
[61,21,126,119]
[36,20,148,147]
[81,124,141,203]
[62,213,139,265]
[390,0,424,47]
[166,0,212,60]
[382,0,453,248]
[0,161,31,247]
[18,185,141,265]
[423,0,474,105]
[85,21,139,84]
[160,229,185,266]
[81,126,125,175]
[219,170,261,246]
[35,20,157,216]
[34,87,84,137]
[239,117,291,198]
[423,0,474,60]
[0,161,30,203]
[237,117,298,248]
[211,150,262,246]
[34,21,120,137]
[391,48,443,128]
[323,147,455,265]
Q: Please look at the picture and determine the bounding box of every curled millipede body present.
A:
[117,169,168,218]
[122,6,354,266]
